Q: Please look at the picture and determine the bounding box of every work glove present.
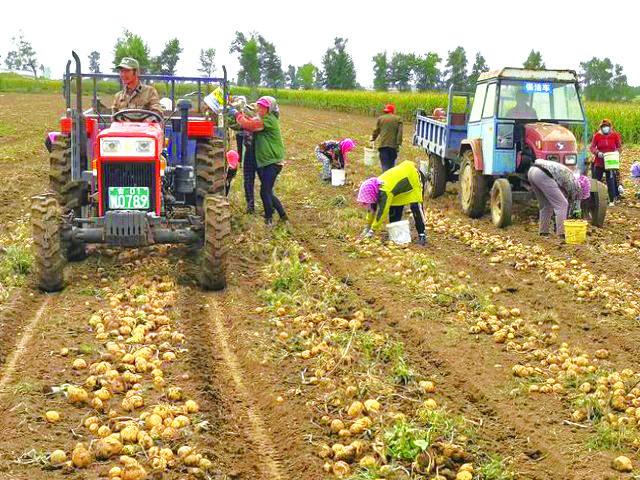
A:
[228,107,238,117]
[597,151,604,159]
[360,227,374,239]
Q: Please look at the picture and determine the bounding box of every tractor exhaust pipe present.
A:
[70,51,87,182]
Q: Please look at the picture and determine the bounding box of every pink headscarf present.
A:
[226,150,240,170]
[357,177,382,205]
[256,97,272,109]
[340,138,356,165]
[576,175,591,200]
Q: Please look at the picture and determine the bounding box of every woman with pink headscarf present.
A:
[315,138,356,181]
[527,159,591,240]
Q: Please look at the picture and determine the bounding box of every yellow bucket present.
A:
[564,219,588,245]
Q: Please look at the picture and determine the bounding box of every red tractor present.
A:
[32,52,230,291]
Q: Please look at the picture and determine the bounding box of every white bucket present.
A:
[386,220,412,244]
[419,159,429,176]
[364,147,378,167]
[331,168,346,186]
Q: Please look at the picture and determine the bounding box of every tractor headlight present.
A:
[136,140,153,153]
[564,154,577,165]
[546,154,560,162]
[101,138,121,154]
[99,137,155,157]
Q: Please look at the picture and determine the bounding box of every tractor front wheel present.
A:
[459,150,488,218]
[582,178,608,228]
[490,179,513,228]
[31,193,65,292]
[49,135,86,261]
[201,195,230,291]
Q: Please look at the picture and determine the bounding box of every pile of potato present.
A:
[44,271,212,478]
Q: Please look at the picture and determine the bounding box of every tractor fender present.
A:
[460,139,484,171]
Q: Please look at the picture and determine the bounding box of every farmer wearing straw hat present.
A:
[357,160,427,246]
[315,138,356,181]
[527,159,591,240]
[590,118,622,206]
[112,57,163,116]
[371,103,403,172]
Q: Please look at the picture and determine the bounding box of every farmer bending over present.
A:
[315,138,355,181]
[358,160,427,246]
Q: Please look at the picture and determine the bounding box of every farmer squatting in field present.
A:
[357,160,427,246]
[315,138,356,181]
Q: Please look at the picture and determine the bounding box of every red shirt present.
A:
[590,130,622,167]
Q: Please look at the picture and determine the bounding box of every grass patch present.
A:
[383,419,432,461]
[587,421,637,450]
[78,343,96,355]
[479,454,516,480]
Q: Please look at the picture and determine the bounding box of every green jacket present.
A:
[255,113,285,168]
[372,113,403,149]
[367,161,423,230]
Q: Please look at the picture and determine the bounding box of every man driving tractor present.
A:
[112,57,163,116]
[507,91,537,119]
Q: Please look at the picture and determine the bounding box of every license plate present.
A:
[108,187,150,210]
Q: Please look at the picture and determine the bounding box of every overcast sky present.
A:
[1,0,637,87]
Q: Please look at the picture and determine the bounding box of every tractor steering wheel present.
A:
[113,109,163,123]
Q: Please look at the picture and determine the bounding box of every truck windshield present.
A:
[498,81,584,122]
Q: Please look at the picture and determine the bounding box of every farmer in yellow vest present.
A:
[357,160,426,246]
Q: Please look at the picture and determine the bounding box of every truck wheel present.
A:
[582,178,607,228]
[201,195,230,291]
[31,193,65,292]
[49,135,87,261]
[424,153,447,199]
[196,139,226,214]
[490,179,512,228]
[459,150,487,218]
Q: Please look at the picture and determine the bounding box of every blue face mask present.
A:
[602,126,611,135]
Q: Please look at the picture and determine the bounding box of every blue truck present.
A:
[413,68,607,228]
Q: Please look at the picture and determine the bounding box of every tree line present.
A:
[1,31,638,102]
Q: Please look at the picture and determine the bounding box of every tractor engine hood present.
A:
[525,122,577,155]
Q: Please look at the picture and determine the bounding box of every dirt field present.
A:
[0,93,639,480]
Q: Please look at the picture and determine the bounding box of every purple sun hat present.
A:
[577,175,591,200]
[631,162,640,178]
[357,177,382,205]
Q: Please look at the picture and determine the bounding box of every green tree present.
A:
[580,57,632,101]
[257,35,284,88]
[413,52,441,91]
[321,37,357,90]
[198,48,216,77]
[151,38,182,75]
[88,51,101,73]
[444,46,468,90]
[113,30,151,72]
[523,50,545,70]
[17,35,38,78]
[285,65,299,89]
[467,52,489,88]
[372,52,389,91]
[239,39,260,87]
[4,50,21,71]
[388,52,415,91]
[297,63,318,90]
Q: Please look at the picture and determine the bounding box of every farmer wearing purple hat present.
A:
[315,138,356,181]
[631,162,640,199]
[234,96,287,225]
[527,159,591,239]
[357,160,426,246]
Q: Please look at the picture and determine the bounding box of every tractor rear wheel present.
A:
[31,193,65,292]
[459,150,488,218]
[49,136,86,261]
[201,195,230,291]
[196,139,226,215]
[582,178,608,227]
[490,179,513,228]
[424,153,447,199]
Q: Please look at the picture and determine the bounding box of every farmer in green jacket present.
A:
[371,103,403,172]
[357,161,426,246]
[234,96,287,225]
